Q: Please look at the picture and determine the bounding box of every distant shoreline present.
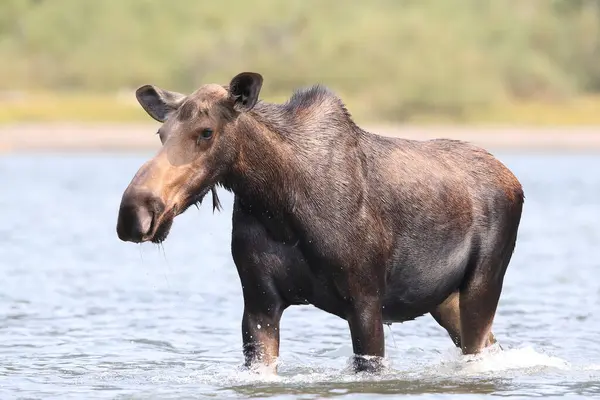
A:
[1,123,600,153]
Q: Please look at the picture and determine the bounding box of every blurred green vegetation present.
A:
[1,0,600,124]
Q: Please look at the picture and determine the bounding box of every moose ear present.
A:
[135,85,187,122]
[228,72,263,112]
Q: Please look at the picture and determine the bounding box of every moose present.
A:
[116,72,524,373]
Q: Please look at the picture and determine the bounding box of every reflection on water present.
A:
[1,151,600,399]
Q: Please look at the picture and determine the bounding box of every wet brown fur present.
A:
[116,72,525,373]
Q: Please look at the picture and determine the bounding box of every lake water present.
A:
[1,150,600,399]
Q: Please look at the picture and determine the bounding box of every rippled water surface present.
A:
[1,151,600,399]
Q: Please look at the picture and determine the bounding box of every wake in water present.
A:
[72,344,600,398]
[166,344,573,389]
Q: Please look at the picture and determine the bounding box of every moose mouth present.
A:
[147,208,176,244]
[146,186,220,244]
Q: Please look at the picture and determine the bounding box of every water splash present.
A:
[178,344,573,387]
[434,344,571,376]
[65,344,588,399]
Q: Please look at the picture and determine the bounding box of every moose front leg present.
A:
[347,296,385,373]
[241,303,285,373]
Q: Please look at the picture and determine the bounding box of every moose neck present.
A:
[221,114,308,212]
[220,104,368,222]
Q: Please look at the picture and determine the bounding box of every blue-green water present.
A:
[1,151,600,399]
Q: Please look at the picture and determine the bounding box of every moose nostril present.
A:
[116,190,165,242]
[135,206,154,237]
[117,204,154,242]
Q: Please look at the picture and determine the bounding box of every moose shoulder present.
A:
[116,72,524,373]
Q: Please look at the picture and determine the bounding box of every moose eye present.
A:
[197,128,213,143]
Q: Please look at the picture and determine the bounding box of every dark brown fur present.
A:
[116,72,524,373]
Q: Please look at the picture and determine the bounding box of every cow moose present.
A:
[116,72,524,373]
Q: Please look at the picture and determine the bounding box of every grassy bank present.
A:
[1,0,600,124]
[1,92,600,126]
